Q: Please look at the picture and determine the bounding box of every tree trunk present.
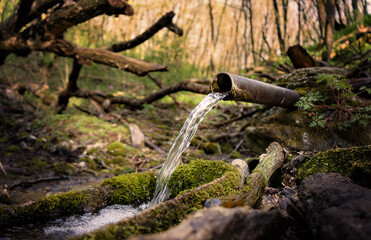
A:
[272,0,285,53]
[324,0,335,61]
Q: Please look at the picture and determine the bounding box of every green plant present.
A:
[295,74,371,130]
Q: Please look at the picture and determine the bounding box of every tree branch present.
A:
[108,11,182,52]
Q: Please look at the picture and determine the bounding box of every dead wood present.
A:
[213,109,257,127]
[108,11,182,52]
[55,10,183,112]
[221,142,285,208]
[287,45,316,69]
[145,139,166,154]
[109,81,209,109]
[258,73,279,82]
[56,80,208,112]
[208,132,244,142]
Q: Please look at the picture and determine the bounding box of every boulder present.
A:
[297,173,371,240]
[244,68,370,153]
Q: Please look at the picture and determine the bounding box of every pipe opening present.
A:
[216,73,232,92]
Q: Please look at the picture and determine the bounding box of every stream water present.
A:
[1,203,148,240]
[150,92,227,206]
[1,92,227,239]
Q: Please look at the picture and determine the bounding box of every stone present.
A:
[244,67,371,154]
[129,123,145,148]
[297,173,371,240]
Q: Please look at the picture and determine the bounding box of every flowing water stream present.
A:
[1,92,227,239]
[150,92,227,206]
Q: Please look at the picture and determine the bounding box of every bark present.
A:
[0,0,61,40]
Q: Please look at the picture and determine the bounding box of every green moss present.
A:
[0,172,157,226]
[168,160,239,197]
[230,151,242,158]
[297,146,371,187]
[86,159,97,170]
[72,160,242,240]
[112,156,130,165]
[30,157,48,169]
[106,142,138,157]
[0,134,8,143]
[102,172,156,205]
[220,142,234,153]
[53,162,76,176]
[201,142,219,154]
[7,145,21,152]
[110,166,135,176]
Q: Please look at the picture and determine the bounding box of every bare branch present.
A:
[108,11,182,52]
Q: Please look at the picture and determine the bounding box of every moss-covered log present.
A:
[0,172,156,226]
[71,160,243,239]
[297,145,371,188]
[221,142,285,208]
[132,207,290,240]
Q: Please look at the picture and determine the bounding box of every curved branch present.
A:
[108,11,182,52]
[110,81,209,108]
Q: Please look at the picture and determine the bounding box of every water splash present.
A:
[150,92,227,206]
[43,203,148,239]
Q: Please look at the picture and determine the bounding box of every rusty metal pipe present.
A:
[210,72,300,108]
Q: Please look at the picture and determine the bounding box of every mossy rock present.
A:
[297,145,371,188]
[201,142,219,154]
[110,166,135,176]
[112,156,131,165]
[245,107,370,153]
[53,162,76,176]
[7,145,21,152]
[168,160,239,197]
[107,142,138,157]
[72,161,242,240]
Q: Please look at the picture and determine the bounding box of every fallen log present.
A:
[71,160,243,239]
[133,207,290,240]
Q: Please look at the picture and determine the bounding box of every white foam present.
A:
[44,203,148,237]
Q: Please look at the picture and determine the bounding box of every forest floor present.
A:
[0,86,255,204]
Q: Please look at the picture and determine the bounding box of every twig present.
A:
[214,110,257,127]
[0,162,7,177]
[258,73,278,82]
[73,104,99,117]
[145,139,166,154]
[225,139,244,160]
[208,132,244,142]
